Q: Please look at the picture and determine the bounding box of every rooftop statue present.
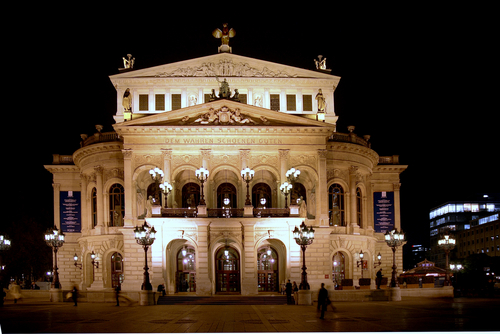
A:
[213,23,235,53]
[122,54,135,69]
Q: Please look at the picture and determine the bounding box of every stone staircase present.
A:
[157,295,290,305]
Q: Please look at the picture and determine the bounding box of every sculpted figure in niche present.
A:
[122,88,132,112]
[298,196,307,218]
[315,89,326,112]
[146,196,154,218]
[136,184,145,218]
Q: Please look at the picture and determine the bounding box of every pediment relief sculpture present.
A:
[155,59,298,78]
[192,106,256,125]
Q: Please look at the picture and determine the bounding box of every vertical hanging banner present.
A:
[373,191,394,233]
[60,191,81,233]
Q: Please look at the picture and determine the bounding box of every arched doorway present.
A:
[215,247,240,293]
[257,246,278,292]
[182,183,200,208]
[332,252,345,289]
[111,252,124,288]
[252,183,272,208]
[290,182,307,206]
[217,183,237,208]
[176,247,196,292]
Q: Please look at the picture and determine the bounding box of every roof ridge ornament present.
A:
[213,23,235,53]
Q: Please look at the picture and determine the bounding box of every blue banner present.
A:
[60,191,81,233]
[373,191,394,233]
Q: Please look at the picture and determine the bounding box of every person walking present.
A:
[376,269,383,289]
[71,286,78,306]
[317,283,329,319]
[285,279,293,305]
[292,281,299,304]
[115,284,121,306]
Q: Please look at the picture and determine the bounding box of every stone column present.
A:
[122,149,134,227]
[349,166,359,227]
[52,183,61,229]
[94,166,105,234]
[317,149,329,226]
[80,174,88,232]
[241,221,257,295]
[161,149,172,208]
[278,149,289,208]
[195,221,211,295]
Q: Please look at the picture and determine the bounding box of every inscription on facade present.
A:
[165,137,284,145]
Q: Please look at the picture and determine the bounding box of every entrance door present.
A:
[332,252,345,289]
[176,247,196,292]
[257,247,278,292]
[111,252,124,288]
[215,247,240,293]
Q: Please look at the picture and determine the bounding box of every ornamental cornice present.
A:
[117,126,332,135]
[44,165,80,173]
[373,165,408,173]
[327,142,379,167]
[73,143,124,167]
[111,77,337,88]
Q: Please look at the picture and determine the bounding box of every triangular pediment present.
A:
[110,53,339,82]
[114,100,336,129]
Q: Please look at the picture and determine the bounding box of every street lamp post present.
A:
[384,229,405,288]
[356,250,367,279]
[438,231,456,286]
[134,221,156,290]
[286,167,300,184]
[241,167,255,205]
[160,181,173,208]
[280,182,292,209]
[44,226,65,289]
[149,167,164,204]
[293,221,315,290]
[195,167,209,206]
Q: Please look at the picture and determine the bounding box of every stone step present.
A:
[157,295,290,305]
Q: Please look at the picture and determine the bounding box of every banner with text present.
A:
[373,191,394,233]
[60,191,81,233]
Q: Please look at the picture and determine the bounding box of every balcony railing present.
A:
[160,207,290,218]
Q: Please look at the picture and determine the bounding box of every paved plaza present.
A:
[1,297,499,333]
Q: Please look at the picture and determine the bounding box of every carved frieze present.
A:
[290,154,317,169]
[155,59,298,78]
[171,154,201,169]
[133,154,162,170]
[250,154,279,168]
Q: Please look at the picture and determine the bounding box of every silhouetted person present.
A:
[317,283,329,319]
[71,286,78,306]
[376,269,383,289]
[285,280,293,304]
[115,284,121,306]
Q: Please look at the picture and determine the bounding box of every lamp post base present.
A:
[139,290,155,306]
[388,287,401,301]
[296,290,312,305]
[49,288,63,303]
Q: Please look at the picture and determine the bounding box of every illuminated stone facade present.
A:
[45,52,407,298]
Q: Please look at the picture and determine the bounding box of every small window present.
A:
[270,94,280,111]
[155,94,165,111]
[286,95,296,111]
[303,95,313,111]
[139,94,148,111]
[172,94,182,110]
[109,184,124,227]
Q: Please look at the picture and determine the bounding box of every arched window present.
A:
[176,247,196,292]
[356,187,363,227]
[109,184,124,226]
[182,183,200,208]
[329,183,345,226]
[111,252,124,288]
[91,187,97,228]
[217,183,237,208]
[290,182,307,206]
[332,252,345,288]
[252,183,272,208]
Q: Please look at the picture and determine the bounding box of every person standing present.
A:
[71,286,78,306]
[115,284,121,306]
[285,279,293,305]
[317,283,329,319]
[292,281,299,304]
[376,269,383,289]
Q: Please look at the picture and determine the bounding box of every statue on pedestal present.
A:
[213,23,235,53]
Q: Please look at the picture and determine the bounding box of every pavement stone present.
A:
[0,296,499,332]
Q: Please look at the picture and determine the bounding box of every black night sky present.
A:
[2,5,498,267]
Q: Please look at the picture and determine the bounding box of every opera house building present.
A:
[45,43,406,303]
